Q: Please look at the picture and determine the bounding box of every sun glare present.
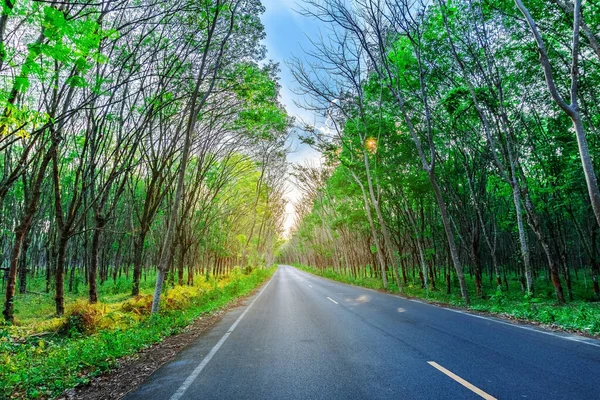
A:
[365,137,377,153]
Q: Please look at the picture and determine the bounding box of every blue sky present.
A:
[261,1,310,121]
[260,0,323,233]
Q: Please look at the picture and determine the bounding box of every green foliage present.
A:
[0,267,276,399]
[295,264,388,291]
[58,301,107,337]
[284,0,600,312]
[294,263,600,336]
[227,62,291,140]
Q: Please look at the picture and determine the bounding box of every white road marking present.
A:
[436,306,600,348]
[327,296,339,304]
[169,271,277,400]
[428,361,497,400]
[282,265,600,348]
[308,284,313,288]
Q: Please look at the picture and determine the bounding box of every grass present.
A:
[293,263,600,336]
[0,266,276,399]
[4,270,161,336]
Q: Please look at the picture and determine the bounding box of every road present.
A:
[125,265,600,400]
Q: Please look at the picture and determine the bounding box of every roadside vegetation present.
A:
[281,0,600,334]
[294,264,600,336]
[1,266,275,399]
[0,0,288,398]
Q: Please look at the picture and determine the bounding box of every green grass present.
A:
[294,264,600,336]
[0,266,276,399]
[6,271,160,331]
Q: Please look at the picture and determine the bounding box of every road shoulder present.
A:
[58,278,273,400]
[290,265,600,343]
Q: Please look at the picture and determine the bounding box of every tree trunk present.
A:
[89,216,106,303]
[18,234,30,294]
[131,227,149,296]
[511,182,533,294]
[55,236,67,316]
[351,171,388,289]
[429,172,470,304]
[3,140,56,323]
[514,0,600,227]
[362,150,402,292]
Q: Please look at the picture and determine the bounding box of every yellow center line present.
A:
[427,361,497,400]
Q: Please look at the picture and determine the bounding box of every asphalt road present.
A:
[125,265,600,400]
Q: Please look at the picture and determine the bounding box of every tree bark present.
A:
[18,234,30,294]
[89,214,107,303]
[3,139,57,323]
[514,0,600,228]
[351,171,388,289]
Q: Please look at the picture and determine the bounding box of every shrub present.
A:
[59,301,107,336]
[121,295,153,315]
[1,266,277,399]
[164,286,198,310]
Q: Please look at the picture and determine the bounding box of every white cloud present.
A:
[261,0,331,237]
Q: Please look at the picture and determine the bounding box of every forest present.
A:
[0,0,289,397]
[0,0,290,321]
[281,0,600,327]
[2,0,600,397]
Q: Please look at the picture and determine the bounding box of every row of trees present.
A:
[281,0,600,305]
[1,0,290,323]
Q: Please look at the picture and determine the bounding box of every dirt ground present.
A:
[57,292,254,400]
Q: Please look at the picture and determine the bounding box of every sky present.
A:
[260,0,325,235]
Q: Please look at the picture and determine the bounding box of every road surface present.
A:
[125,265,600,399]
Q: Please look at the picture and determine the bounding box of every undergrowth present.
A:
[0,266,276,399]
[293,264,600,336]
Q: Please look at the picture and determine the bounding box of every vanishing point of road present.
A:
[126,265,600,399]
